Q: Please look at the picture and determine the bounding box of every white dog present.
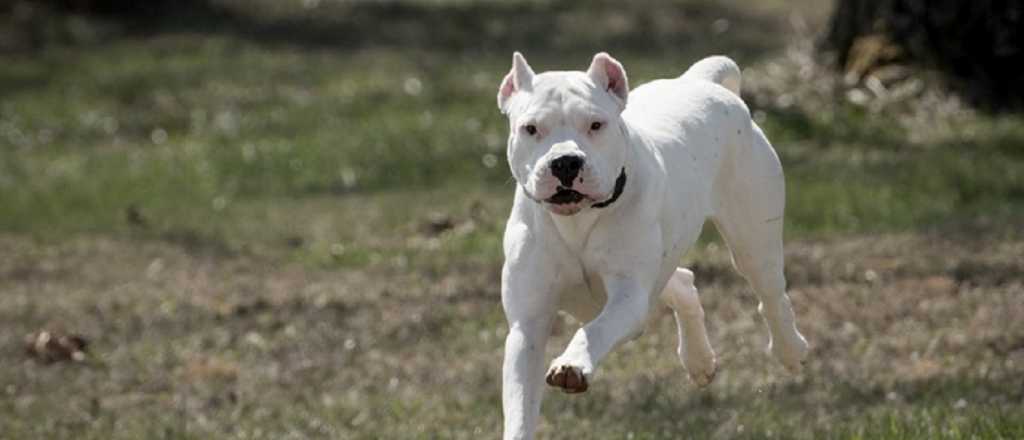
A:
[496,52,809,439]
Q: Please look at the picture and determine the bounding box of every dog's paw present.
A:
[685,356,717,387]
[770,331,809,374]
[545,364,589,394]
[679,343,717,387]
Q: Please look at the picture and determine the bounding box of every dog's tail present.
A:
[680,56,741,96]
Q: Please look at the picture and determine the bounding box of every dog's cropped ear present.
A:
[587,52,629,109]
[498,52,535,114]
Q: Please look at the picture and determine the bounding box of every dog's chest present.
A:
[547,214,609,321]
[550,209,601,255]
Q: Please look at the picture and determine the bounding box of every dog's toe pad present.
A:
[546,364,588,394]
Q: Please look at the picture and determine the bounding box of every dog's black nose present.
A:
[550,155,584,186]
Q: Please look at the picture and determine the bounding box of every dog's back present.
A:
[621,57,754,220]
[680,55,741,95]
[622,56,749,142]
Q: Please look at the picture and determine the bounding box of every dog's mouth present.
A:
[546,188,587,205]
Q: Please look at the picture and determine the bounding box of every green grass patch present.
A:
[3,32,1022,245]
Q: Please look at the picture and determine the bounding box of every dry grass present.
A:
[2,221,1022,438]
[3,0,1024,438]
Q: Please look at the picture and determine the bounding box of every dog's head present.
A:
[497,52,630,216]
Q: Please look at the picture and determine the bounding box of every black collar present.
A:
[592,167,627,209]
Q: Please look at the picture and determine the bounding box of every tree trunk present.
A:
[824,0,1024,109]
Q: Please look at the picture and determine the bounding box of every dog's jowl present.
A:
[497,52,809,440]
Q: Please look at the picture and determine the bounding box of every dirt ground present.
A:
[3,223,1022,438]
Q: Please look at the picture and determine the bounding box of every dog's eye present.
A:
[590,121,603,131]
[524,124,537,136]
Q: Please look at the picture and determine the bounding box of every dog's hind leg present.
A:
[712,122,808,373]
[661,268,717,386]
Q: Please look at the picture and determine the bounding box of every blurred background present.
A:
[1,0,1022,438]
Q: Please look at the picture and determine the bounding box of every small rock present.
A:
[24,330,89,363]
[421,212,455,235]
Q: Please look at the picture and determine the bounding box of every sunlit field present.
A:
[2,1,1023,438]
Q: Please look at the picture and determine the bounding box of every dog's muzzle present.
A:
[546,188,587,205]
[527,167,627,210]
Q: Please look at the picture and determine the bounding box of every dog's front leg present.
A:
[546,274,653,393]
[501,261,558,440]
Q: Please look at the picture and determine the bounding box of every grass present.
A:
[3,29,1022,240]
[2,0,1024,438]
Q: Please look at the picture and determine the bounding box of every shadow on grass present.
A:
[10,0,791,61]
[223,1,783,58]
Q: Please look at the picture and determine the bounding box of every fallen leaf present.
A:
[24,330,89,363]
